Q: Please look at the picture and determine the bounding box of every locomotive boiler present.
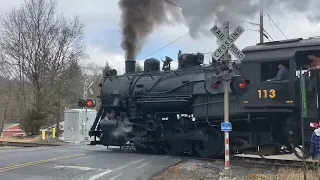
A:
[88,37,320,159]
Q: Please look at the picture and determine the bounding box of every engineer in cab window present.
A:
[266,63,289,82]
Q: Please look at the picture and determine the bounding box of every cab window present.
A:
[260,60,289,82]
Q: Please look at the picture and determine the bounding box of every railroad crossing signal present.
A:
[210,24,245,61]
[78,98,96,108]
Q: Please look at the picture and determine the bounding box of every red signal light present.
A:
[239,82,246,89]
[211,80,221,89]
[85,99,96,108]
[87,100,93,107]
[238,80,250,89]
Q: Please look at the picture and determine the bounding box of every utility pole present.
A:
[260,0,264,43]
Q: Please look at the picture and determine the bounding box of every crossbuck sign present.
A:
[210,24,245,61]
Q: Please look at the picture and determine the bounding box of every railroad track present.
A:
[181,155,318,170]
[115,145,319,170]
[231,156,317,169]
[0,141,62,148]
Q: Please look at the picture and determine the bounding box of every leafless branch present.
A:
[0,0,87,135]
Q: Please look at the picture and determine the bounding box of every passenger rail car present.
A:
[87,37,320,159]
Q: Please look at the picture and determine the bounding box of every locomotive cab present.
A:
[240,41,297,109]
[240,38,320,115]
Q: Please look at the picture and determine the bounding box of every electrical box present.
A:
[63,109,97,143]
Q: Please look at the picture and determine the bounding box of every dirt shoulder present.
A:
[0,137,40,143]
[152,159,319,180]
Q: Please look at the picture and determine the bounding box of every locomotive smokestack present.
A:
[125,60,136,74]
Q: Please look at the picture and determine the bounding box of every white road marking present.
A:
[131,156,169,171]
[132,160,152,171]
[109,173,123,180]
[113,159,145,171]
[54,165,102,171]
[87,159,145,180]
[88,169,113,180]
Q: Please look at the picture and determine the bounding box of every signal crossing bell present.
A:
[78,98,96,108]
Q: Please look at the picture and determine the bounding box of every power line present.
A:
[164,0,182,8]
[263,29,274,41]
[266,13,288,39]
[267,13,277,40]
[274,7,307,37]
[138,32,189,61]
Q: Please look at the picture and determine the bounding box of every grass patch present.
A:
[0,136,40,143]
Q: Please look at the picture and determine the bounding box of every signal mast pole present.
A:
[221,21,232,179]
[83,79,88,141]
[83,79,94,141]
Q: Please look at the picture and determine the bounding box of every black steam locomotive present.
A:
[88,37,320,159]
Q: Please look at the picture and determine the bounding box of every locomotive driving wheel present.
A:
[163,127,185,155]
[194,128,223,158]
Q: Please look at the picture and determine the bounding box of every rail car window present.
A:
[260,60,289,82]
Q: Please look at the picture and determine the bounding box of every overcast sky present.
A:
[1,0,320,74]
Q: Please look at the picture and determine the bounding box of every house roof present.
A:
[3,123,19,130]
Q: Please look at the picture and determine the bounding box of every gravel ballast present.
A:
[152,159,319,180]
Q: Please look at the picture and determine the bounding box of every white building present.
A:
[63,108,97,143]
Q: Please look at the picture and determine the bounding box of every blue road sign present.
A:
[221,122,232,132]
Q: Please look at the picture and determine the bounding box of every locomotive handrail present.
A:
[137,95,192,98]
[130,72,162,95]
[147,71,169,93]
[147,80,205,95]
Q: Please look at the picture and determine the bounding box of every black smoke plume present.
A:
[118,0,319,60]
[119,0,178,60]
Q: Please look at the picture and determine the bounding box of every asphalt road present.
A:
[0,144,181,180]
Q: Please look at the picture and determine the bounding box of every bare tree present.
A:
[50,59,84,137]
[102,61,112,76]
[82,63,105,99]
[0,0,87,135]
[136,63,143,73]
[0,78,14,136]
